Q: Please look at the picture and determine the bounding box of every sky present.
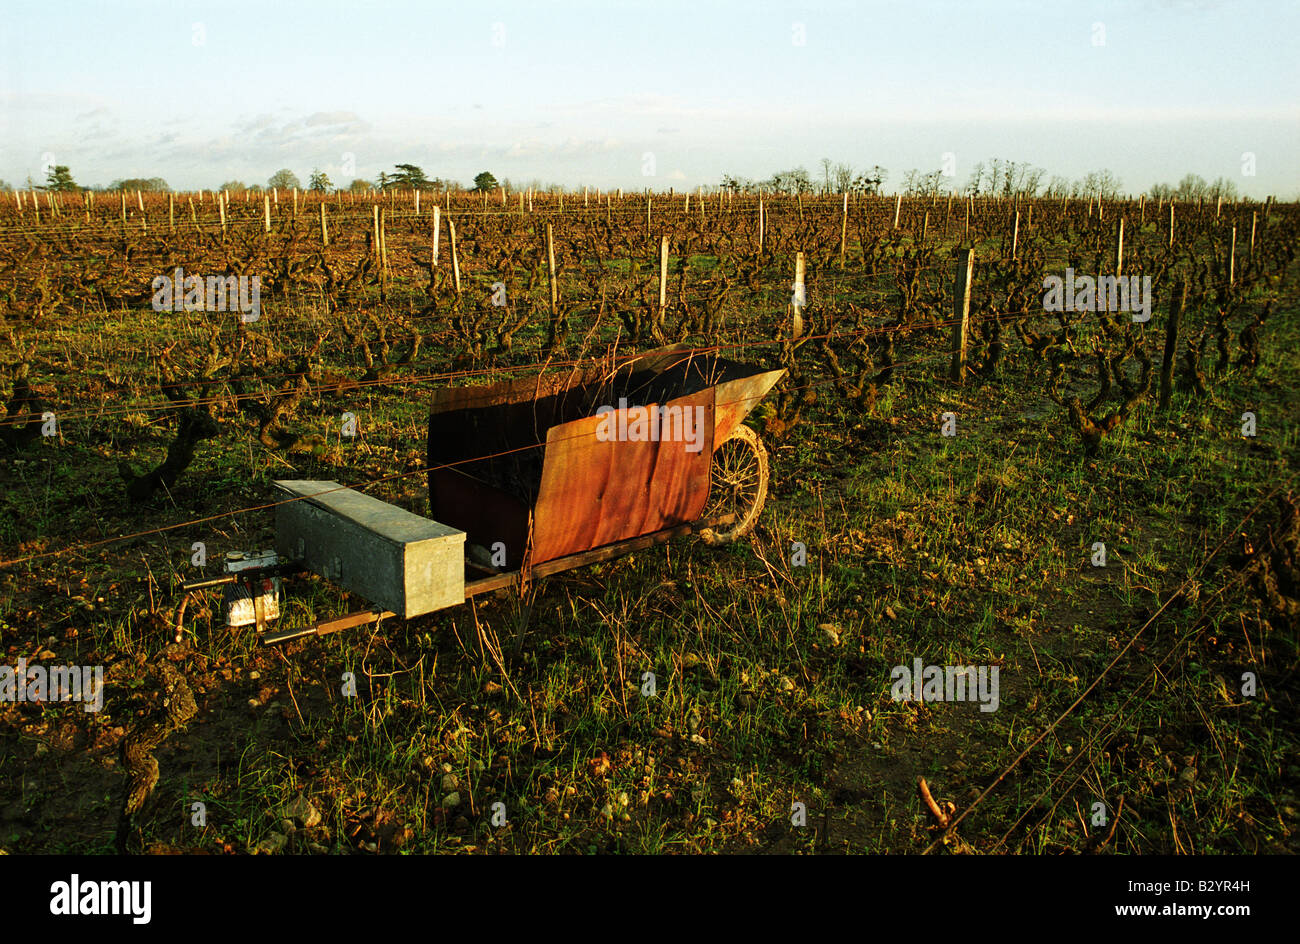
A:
[1,0,1296,197]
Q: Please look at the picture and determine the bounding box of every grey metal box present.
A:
[273,480,465,618]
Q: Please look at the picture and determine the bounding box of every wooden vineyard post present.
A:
[320,204,329,247]
[1229,226,1236,285]
[1115,216,1124,277]
[893,192,901,229]
[263,194,271,233]
[379,208,389,286]
[188,196,196,224]
[1009,210,1018,260]
[921,210,930,245]
[646,194,651,236]
[218,194,227,238]
[168,193,174,232]
[414,189,420,216]
[136,190,144,213]
[432,205,440,265]
[1139,194,1145,228]
[1250,211,1257,254]
[757,196,764,253]
[657,235,670,332]
[372,205,380,262]
[839,192,848,268]
[547,223,560,318]
[791,251,806,339]
[120,190,126,224]
[293,187,298,218]
[1159,281,1185,410]
[448,218,461,295]
[1216,194,1222,218]
[1168,203,1175,248]
[950,249,974,384]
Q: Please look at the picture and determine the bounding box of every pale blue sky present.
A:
[1,0,1296,196]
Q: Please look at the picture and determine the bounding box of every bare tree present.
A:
[833,162,854,192]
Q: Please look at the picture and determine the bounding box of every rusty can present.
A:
[221,550,282,629]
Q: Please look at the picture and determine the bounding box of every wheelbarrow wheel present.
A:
[700,424,769,546]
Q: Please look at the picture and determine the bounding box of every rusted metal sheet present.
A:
[530,390,714,564]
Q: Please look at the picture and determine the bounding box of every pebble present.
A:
[441,772,459,792]
[254,832,287,855]
[282,796,321,828]
[442,792,461,809]
[818,624,842,646]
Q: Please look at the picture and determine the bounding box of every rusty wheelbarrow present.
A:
[178,345,785,645]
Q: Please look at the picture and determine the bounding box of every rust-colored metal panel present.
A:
[530,390,715,564]
[713,368,786,447]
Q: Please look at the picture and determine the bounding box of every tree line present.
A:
[0,160,1259,202]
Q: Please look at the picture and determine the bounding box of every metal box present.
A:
[272,480,466,618]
